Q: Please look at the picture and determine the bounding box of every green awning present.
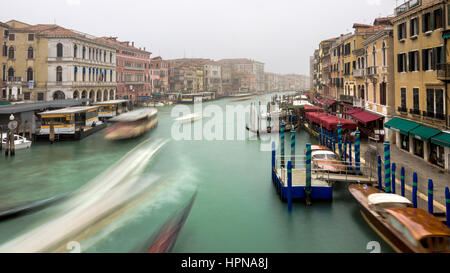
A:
[431,132,450,148]
[443,33,450,39]
[409,125,441,142]
[384,118,420,136]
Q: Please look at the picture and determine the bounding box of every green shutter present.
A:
[422,14,426,32]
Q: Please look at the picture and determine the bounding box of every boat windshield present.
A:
[388,215,418,247]
[420,236,450,253]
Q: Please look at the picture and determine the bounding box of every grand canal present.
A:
[0,93,393,253]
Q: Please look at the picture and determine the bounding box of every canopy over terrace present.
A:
[344,109,383,125]
[302,105,324,112]
[305,112,357,131]
[315,98,336,107]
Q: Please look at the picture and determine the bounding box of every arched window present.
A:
[74,44,78,58]
[8,67,14,80]
[57,43,63,58]
[82,46,86,59]
[74,66,78,82]
[110,52,112,63]
[382,42,386,67]
[56,66,63,82]
[27,68,33,81]
[104,51,106,62]
[8,46,14,59]
[27,46,34,59]
[372,45,376,67]
[89,48,91,59]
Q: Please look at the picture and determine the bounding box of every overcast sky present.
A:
[1,0,399,75]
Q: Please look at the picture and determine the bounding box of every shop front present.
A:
[431,132,450,170]
[409,124,441,163]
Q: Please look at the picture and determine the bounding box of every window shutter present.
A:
[432,47,437,70]
[422,15,426,32]
[398,54,401,72]
[422,49,427,70]
[431,11,435,30]
[408,52,413,71]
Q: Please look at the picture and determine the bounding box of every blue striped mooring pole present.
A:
[328,130,332,150]
[377,156,382,190]
[333,132,336,153]
[305,143,312,196]
[391,163,396,194]
[319,126,322,145]
[281,121,285,168]
[446,187,450,227]
[384,140,391,193]
[348,140,352,170]
[401,167,405,197]
[412,172,418,208]
[337,123,342,159]
[344,138,348,164]
[355,129,360,175]
[272,142,276,180]
[428,179,434,214]
[291,129,296,169]
[287,161,293,212]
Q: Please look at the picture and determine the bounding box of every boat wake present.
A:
[0,138,168,253]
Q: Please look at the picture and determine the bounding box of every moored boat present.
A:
[104,108,158,140]
[1,133,32,150]
[349,184,450,253]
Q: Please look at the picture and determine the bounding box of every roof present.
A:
[409,125,441,142]
[385,207,450,241]
[92,100,129,106]
[109,108,157,122]
[345,109,383,125]
[368,193,412,206]
[431,132,450,148]
[384,118,420,136]
[0,99,89,114]
[96,37,151,55]
[39,106,99,115]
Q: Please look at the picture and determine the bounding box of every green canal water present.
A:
[0,94,393,253]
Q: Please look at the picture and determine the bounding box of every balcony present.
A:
[353,69,365,78]
[395,0,421,16]
[409,108,420,116]
[7,76,23,85]
[398,106,407,113]
[353,98,364,108]
[437,63,450,82]
[340,95,354,104]
[366,66,377,76]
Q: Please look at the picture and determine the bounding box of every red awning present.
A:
[303,105,324,112]
[345,110,382,125]
[305,112,357,131]
[317,98,336,106]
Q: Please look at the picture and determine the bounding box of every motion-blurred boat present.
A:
[1,133,32,150]
[144,193,197,253]
[104,108,158,140]
[229,93,256,101]
[175,113,202,123]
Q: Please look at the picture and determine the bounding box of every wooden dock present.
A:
[277,168,376,185]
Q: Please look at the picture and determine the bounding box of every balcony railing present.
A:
[340,95,354,104]
[7,76,23,84]
[353,69,365,78]
[366,66,377,76]
[398,106,407,113]
[395,0,421,16]
[437,63,450,81]
[409,108,420,115]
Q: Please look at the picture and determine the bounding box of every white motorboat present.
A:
[1,133,32,150]
[175,113,203,123]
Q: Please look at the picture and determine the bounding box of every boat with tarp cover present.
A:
[104,108,158,140]
[349,184,450,253]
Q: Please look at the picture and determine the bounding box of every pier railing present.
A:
[274,155,375,184]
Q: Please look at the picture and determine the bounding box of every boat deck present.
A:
[276,168,375,185]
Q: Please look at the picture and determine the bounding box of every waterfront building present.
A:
[99,37,150,101]
[5,20,117,102]
[150,56,162,94]
[1,21,9,101]
[361,25,395,139]
[312,50,320,93]
[221,63,232,96]
[317,38,335,95]
[204,62,222,96]
[321,52,331,97]
[217,58,265,93]
[330,34,352,100]
[389,0,450,170]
